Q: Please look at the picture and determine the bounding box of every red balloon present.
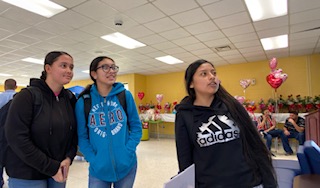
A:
[137,92,145,100]
[266,74,283,89]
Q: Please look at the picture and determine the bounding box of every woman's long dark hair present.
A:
[185,59,277,186]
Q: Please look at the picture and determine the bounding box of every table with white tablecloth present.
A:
[140,113,309,124]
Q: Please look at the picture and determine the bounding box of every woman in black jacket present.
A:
[175,59,277,188]
[4,51,77,188]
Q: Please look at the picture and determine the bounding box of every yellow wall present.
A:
[144,72,185,105]
[0,85,24,92]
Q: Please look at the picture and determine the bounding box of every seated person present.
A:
[283,110,305,147]
[258,108,292,155]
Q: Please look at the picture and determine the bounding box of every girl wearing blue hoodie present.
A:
[75,56,142,188]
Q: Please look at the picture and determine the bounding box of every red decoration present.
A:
[137,92,145,100]
[266,74,283,89]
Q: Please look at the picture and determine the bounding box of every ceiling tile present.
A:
[170,8,210,27]
[222,23,255,37]
[214,12,251,29]
[6,34,40,45]
[138,34,167,45]
[290,20,320,34]
[290,8,320,25]
[254,16,289,31]
[52,0,88,8]
[72,0,118,20]
[153,0,198,15]
[203,0,245,19]
[100,0,147,12]
[172,36,199,46]
[124,4,165,24]
[204,38,231,48]
[1,6,45,25]
[0,17,29,33]
[144,17,180,33]
[159,28,191,40]
[52,10,94,29]
[183,43,208,51]
[184,20,218,35]
[36,20,75,35]
[79,22,115,37]
[289,0,320,13]
[195,30,226,42]
[229,32,259,43]
[257,26,289,39]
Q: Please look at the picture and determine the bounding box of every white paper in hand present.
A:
[163,164,195,188]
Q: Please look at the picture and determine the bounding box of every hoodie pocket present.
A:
[114,146,135,173]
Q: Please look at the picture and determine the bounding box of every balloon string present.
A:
[274,89,278,114]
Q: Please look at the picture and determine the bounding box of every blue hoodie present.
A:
[75,83,142,182]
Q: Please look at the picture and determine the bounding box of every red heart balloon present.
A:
[266,74,283,89]
[137,92,145,100]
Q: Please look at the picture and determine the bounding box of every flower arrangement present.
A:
[257,94,320,113]
[314,95,320,109]
[164,102,171,113]
[258,98,266,110]
[172,101,178,114]
[286,95,296,112]
[303,96,314,112]
[243,100,257,113]
[266,98,275,112]
[295,95,304,111]
[278,95,286,110]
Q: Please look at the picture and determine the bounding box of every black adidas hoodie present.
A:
[175,96,261,188]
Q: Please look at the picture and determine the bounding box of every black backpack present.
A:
[0,87,74,166]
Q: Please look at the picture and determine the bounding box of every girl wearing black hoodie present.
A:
[175,59,277,188]
[4,51,77,188]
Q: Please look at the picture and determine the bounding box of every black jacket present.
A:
[4,79,77,179]
[175,96,261,188]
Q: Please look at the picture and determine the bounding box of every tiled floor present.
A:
[2,138,297,188]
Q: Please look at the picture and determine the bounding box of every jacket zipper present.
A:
[104,96,118,180]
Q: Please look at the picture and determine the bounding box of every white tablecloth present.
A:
[140,113,309,123]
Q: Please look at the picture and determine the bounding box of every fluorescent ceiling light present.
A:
[101,32,146,49]
[155,55,183,65]
[22,57,44,64]
[245,0,287,21]
[2,0,66,18]
[82,70,89,74]
[260,34,288,50]
[0,73,13,76]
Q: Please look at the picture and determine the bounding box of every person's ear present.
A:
[45,64,51,73]
[90,71,97,80]
[190,81,194,88]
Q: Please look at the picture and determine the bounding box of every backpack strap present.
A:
[83,93,91,125]
[65,89,76,109]
[117,90,127,116]
[25,86,43,120]
[116,90,129,130]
